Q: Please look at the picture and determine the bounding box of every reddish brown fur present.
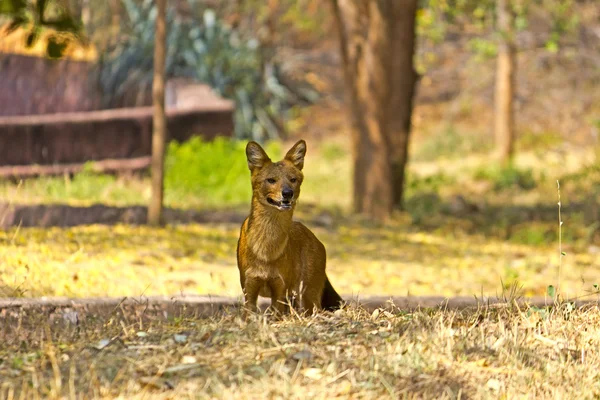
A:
[237,140,342,314]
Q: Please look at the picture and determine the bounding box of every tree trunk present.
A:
[494,0,516,164]
[331,0,418,221]
[81,0,90,29]
[148,0,167,226]
[110,0,121,32]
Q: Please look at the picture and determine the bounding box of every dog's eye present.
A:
[290,178,297,183]
[267,178,276,184]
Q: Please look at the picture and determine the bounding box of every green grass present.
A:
[472,164,537,191]
[411,125,493,162]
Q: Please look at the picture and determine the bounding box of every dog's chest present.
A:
[245,216,291,262]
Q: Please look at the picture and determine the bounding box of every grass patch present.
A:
[517,130,564,152]
[0,171,148,207]
[412,125,493,162]
[2,303,600,398]
[473,164,537,191]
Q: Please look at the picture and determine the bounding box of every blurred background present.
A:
[0,0,598,301]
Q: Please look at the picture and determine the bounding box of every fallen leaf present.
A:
[371,309,380,320]
[181,355,197,364]
[486,378,502,391]
[302,368,323,380]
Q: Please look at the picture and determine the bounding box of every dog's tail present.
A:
[321,275,343,311]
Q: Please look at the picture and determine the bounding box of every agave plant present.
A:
[98,0,319,141]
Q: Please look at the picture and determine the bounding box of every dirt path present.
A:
[0,295,587,321]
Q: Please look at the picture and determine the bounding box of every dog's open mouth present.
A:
[267,197,293,210]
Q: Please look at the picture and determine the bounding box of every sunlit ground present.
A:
[1,207,599,300]
[1,132,599,300]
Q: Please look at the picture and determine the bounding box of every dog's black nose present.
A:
[282,188,294,200]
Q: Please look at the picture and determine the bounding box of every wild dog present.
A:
[237,140,342,315]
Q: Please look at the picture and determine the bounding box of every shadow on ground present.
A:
[0,203,246,228]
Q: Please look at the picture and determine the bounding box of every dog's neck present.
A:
[246,196,293,262]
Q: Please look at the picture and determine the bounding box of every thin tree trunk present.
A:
[388,2,418,208]
[330,0,366,213]
[331,0,418,220]
[494,0,516,164]
[110,0,120,32]
[148,0,167,226]
[81,0,90,29]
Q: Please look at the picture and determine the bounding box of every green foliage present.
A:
[164,137,281,207]
[509,225,553,245]
[417,0,579,58]
[416,7,447,45]
[407,172,455,194]
[99,0,318,141]
[405,173,455,223]
[320,143,346,163]
[468,37,497,60]
[0,0,83,58]
[547,284,556,298]
[541,0,580,53]
[413,126,493,162]
[232,0,330,41]
[473,164,537,191]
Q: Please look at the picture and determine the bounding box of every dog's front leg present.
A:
[268,278,286,315]
[243,277,262,314]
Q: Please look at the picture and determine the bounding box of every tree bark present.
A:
[148,0,167,226]
[494,0,516,164]
[331,0,418,221]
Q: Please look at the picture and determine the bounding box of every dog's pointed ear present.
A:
[246,141,271,171]
[284,140,307,170]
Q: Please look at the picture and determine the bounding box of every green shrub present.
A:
[509,226,551,246]
[164,137,281,207]
[473,165,537,191]
[406,172,455,193]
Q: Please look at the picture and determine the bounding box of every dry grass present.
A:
[2,212,600,300]
[1,301,600,399]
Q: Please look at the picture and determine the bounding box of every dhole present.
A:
[237,140,342,315]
